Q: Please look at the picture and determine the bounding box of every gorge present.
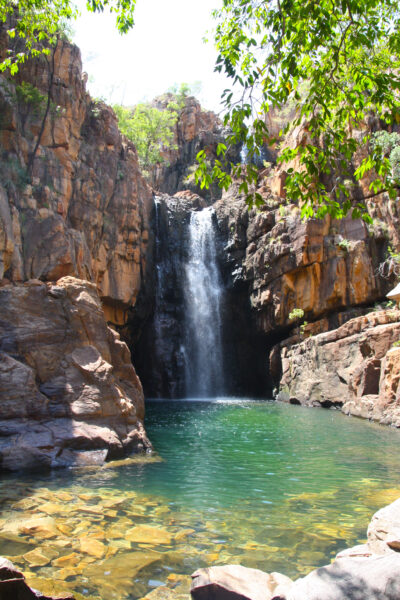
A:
[0,23,400,600]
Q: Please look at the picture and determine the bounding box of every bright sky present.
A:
[72,0,228,113]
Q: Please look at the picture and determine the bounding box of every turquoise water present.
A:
[0,399,399,599]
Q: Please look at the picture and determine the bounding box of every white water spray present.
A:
[184,207,225,397]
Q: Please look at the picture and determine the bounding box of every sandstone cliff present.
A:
[0,31,153,469]
[0,277,150,471]
[212,150,400,418]
[148,94,240,199]
[273,310,400,426]
[0,34,153,326]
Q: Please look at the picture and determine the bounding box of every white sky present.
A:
[72,0,229,113]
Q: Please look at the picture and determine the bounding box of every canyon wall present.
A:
[1,21,400,450]
[148,94,240,199]
[0,32,154,469]
[213,158,400,413]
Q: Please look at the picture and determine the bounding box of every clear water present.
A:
[0,399,399,600]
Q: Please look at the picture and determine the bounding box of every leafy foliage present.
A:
[289,308,304,321]
[197,0,400,219]
[113,102,178,173]
[0,0,136,74]
[15,81,46,114]
[371,131,400,184]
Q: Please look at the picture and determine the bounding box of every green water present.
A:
[0,399,399,599]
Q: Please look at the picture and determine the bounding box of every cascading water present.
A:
[184,207,225,397]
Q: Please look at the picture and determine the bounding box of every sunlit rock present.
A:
[126,525,173,545]
[80,537,106,559]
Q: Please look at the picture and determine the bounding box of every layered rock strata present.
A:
[0,277,150,471]
[0,32,153,326]
[215,188,395,335]
[0,32,154,469]
[273,310,400,426]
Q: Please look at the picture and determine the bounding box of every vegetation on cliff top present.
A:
[2,0,400,220]
[113,102,177,174]
[112,84,193,174]
[196,0,400,220]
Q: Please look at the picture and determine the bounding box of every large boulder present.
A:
[190,565,293,600]
[0,276,150,471]
[287,555,400,600]
[273,310,400,425]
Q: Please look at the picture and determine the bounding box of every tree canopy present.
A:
[3,0,400,221]
[113,102,178,174]
[196,0,400,220]
[0,0,136,74]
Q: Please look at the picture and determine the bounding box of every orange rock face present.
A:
[215,188,396,335]
[0,37,153,323]
[273,310,400,426]
[0,277,150,471]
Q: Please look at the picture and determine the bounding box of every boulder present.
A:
[0,277,151,471]
[287,554,400,600]
[273,310,400,425]
[190,565,294,600]
[0,556,74,600]
[367,497,400,554]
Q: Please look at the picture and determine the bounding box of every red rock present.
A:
[0,277,150,471]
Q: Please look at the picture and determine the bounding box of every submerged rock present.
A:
[191,498,400,600]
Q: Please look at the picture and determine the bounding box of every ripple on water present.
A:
[0,400,399,599]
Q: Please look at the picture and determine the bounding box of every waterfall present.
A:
[184,207,225,397]
[153,197,164,354]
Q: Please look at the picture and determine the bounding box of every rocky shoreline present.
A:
[191,498,400,600]
[1,497,399,600]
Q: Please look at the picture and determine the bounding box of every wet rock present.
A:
[126,525,173,545]
[79,537,106,559]
[190,565,294,600]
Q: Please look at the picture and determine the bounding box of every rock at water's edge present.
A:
[191,498,400,600]
[190,565,294,600]
[0,556,74,599]
[0,276,151,471]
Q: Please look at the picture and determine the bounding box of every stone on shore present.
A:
[287,554,400,600]
[0,556,74,599]
[190,565,294,600]
[367,497,400,554]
